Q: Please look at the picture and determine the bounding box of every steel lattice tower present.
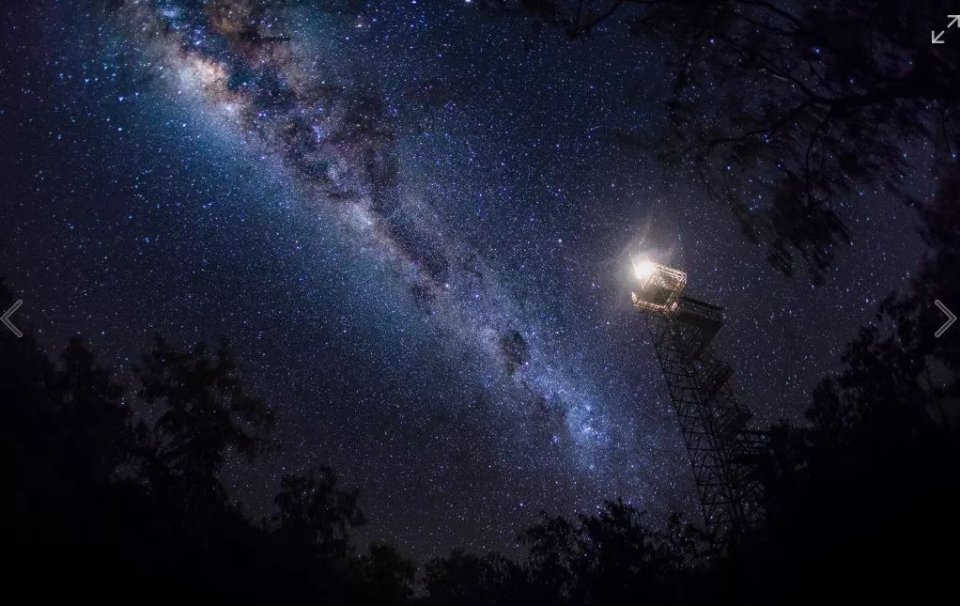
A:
[631,261,766,543]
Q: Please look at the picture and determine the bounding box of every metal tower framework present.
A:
[632,261,766,542]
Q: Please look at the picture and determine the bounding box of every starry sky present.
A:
[0,0,927,560]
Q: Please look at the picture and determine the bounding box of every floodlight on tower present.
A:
[633,258,658,281]
[630,258,687,314]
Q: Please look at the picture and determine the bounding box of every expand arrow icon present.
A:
[949,15,960,28]
[2,299,23,338]
[935,299,956,338]
[932,30,946,44]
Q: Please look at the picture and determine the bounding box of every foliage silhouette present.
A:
[3,175,959,606]
[272,466,367,562]
[136,335,275,527]
[0,312,415,602]
[493,0,959,282]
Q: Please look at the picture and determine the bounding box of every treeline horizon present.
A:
[2,165,959,604]
[3,174,959,604]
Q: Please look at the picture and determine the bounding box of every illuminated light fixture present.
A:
[633,258,658,281]
[631,259,687,314]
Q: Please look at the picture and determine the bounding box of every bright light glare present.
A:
[634,258,658,281]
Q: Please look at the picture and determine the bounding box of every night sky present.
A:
[0,0,926,561]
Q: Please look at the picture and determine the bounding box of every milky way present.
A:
[115,0,641,464]
[1,0,925,559]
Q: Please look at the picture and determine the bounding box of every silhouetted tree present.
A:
[272,466,366,562]
[524,500,699,605]
[0,295,418,602]
[52,336,134,482]
[137,335,275,527]
[268,466,419,603]
[0,283,160,599]
[351,542,418,606]
[422,500,702,606]
[743,164,960,604]
[422,550,530,606]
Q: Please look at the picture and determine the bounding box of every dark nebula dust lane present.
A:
[106,0,664,469]
[0,0,924,558]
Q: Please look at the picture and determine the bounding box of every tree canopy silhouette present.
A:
[4,217,959,606]
[272,466,366,562]
[495,0,959,282]
[137,336,276,522]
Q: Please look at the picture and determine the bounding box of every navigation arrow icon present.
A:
[935,299,956,338]
[932,30,946,44]
[949,15,960,29]
[1,299,23,338]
